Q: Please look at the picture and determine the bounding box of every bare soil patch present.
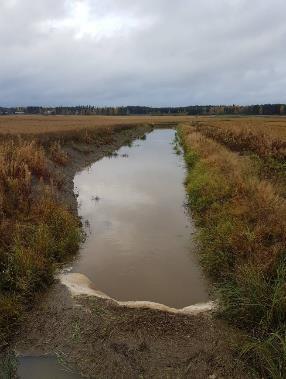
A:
[14,281,250,378]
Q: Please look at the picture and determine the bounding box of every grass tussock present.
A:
[0,138,82,347]
[49,141,69,165]
[179,125,286,377]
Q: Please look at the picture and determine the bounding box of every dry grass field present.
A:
[193,116,286,161]
[2,114,285,142]
[196,116,286,138]
[0,115,191,136]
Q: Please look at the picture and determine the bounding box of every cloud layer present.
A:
[0,0,285,106]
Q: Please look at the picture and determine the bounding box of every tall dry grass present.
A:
[49,141,69,165]
[0,138,82,347]
[193,118,286,162]
[179,125,286,377]
[182,128,286,271]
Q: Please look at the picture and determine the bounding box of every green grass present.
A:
[0,352,17,378]
[241,331,286,378]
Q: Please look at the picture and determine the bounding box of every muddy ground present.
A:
[13,281,250,378]
[2,124,251,378]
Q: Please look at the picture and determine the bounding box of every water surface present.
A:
[73,129,208,308]
[17,356,83,379]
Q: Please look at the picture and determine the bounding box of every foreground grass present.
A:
[179,125,286,377]
[0,138,84,347]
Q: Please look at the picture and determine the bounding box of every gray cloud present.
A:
[0,0,285,106]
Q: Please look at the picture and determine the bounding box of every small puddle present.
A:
[72,129,208,308]
[17,356,83,379]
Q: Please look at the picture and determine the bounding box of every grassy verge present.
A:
[178,125,286,378]
[0,138,84,348]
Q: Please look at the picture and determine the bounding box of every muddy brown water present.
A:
[17,356,83,379]
[72,129,208,308]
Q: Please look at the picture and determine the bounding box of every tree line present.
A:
[1,104,285,116]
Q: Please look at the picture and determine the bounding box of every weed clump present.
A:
[49,141,69,165]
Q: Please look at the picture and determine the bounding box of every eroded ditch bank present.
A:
[2,124,249,378]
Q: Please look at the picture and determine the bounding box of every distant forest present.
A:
[1,104,286,116]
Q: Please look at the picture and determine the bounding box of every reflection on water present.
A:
[73,129,208,308]
[17,356,83,379]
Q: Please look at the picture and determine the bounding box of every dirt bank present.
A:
[13,280,250,378]
[4,124,250,378]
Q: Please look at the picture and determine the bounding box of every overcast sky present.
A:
[0,0,285,106]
